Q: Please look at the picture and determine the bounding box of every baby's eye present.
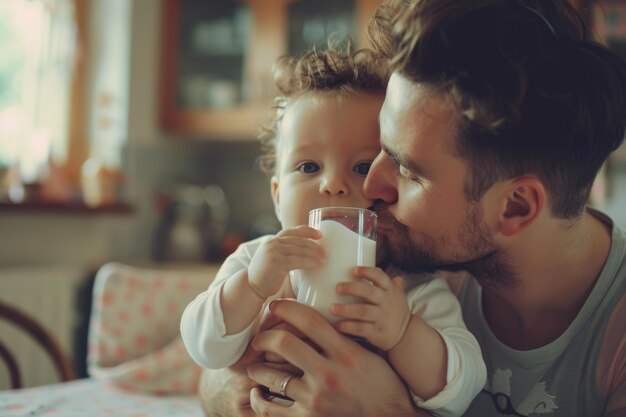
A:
[353,161,372,176]
[297,162,320,174]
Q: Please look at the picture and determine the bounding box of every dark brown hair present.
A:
[258,42,388,175]
[371,0,626,218]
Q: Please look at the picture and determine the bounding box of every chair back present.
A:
[0,300,76,389]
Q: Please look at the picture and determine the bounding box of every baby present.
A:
[181,44,486,417]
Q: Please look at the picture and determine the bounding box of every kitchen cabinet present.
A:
[159,0,381,139]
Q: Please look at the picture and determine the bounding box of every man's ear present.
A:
[499,177,545,237]
[270,175,280,219]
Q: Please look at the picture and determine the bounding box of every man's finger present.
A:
[235,338,266,366]
[266,299,360,361]
[251,328,324,375]
[250,386,298,416]
[258,306,307,335]
[247,364,305,401]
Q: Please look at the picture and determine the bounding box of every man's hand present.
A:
[246,299,427,417]
[198,344,261,417]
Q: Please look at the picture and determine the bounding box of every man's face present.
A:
[364,73,502,274]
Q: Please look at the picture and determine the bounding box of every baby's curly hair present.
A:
[258,42,389,175]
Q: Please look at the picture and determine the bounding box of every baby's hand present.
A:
[330,267,410,351]
[248,226,325,299]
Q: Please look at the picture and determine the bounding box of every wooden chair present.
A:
[0,300,76,389]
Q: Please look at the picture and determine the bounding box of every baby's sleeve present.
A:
[180,238,267,369]
[405,277,487,417]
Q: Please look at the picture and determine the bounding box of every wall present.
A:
[596,165,626,228]
[87,0,131,168]
[117,140,276,261]
[127,0,162,146]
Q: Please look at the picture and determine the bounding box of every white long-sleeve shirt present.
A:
[181,235,486,417]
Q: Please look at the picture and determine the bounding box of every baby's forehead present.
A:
[279,88,378,124]
[276,90,382,153]
[275,91,348,142]
[275,91,343,141]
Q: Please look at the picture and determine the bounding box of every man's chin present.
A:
[381,239,447,273]
[375,223,447,272]
[390,258,442,274]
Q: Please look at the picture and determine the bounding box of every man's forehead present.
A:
[381,74,460,157]
[386,73,455,113]
[385,73,422,111]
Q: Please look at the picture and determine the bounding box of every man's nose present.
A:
[364,151,398,203]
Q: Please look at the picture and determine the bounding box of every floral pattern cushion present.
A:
[87,262,218,394]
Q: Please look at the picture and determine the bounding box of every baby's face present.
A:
[271,91,384,228]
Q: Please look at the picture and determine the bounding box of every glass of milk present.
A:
[295,207,377,322]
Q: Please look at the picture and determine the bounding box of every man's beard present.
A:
[373,201,518,287]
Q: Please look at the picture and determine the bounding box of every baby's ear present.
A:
[270,175,280,217]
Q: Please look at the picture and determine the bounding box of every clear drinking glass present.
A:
[295,207,377,322]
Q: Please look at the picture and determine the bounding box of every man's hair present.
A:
[371,0,626,218]
[258,42,388,176]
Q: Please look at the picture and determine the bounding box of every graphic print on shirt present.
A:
[480,368,558,416]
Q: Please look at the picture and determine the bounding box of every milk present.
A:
[296,219,376,322]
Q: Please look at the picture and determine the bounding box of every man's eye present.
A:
[353,161,372,176]
[297,162,319,174]
[398,165,419,181]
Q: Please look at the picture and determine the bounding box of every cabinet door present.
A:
[160,0,381,140]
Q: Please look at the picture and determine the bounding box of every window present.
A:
[0,0,77,186]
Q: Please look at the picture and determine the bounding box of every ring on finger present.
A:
[279,374,295,397]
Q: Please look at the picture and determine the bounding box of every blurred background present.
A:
[0,0,625,390]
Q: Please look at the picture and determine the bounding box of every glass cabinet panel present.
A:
[175,1,251,110]
[288,0,356,55]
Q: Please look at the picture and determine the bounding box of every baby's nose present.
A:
[320,175,349,196]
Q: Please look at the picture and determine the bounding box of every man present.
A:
[201,1,626,416]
